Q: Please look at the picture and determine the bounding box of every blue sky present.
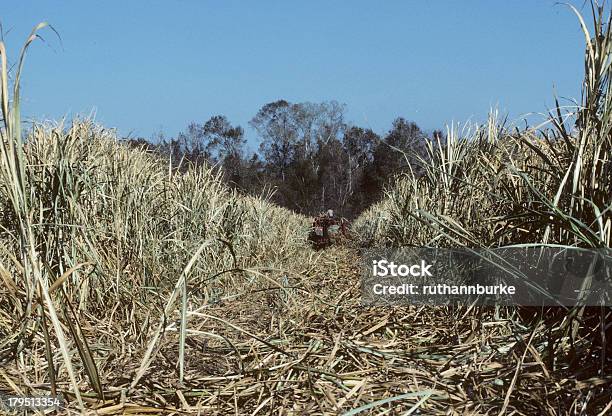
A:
[4,1,585,147]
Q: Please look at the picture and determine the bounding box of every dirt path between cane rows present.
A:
[59,246,574,414]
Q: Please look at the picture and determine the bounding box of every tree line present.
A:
[124,99,441,219]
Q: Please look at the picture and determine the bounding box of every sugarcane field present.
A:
[0,1,611,415]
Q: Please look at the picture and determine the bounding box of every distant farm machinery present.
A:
[308,210,351,249]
